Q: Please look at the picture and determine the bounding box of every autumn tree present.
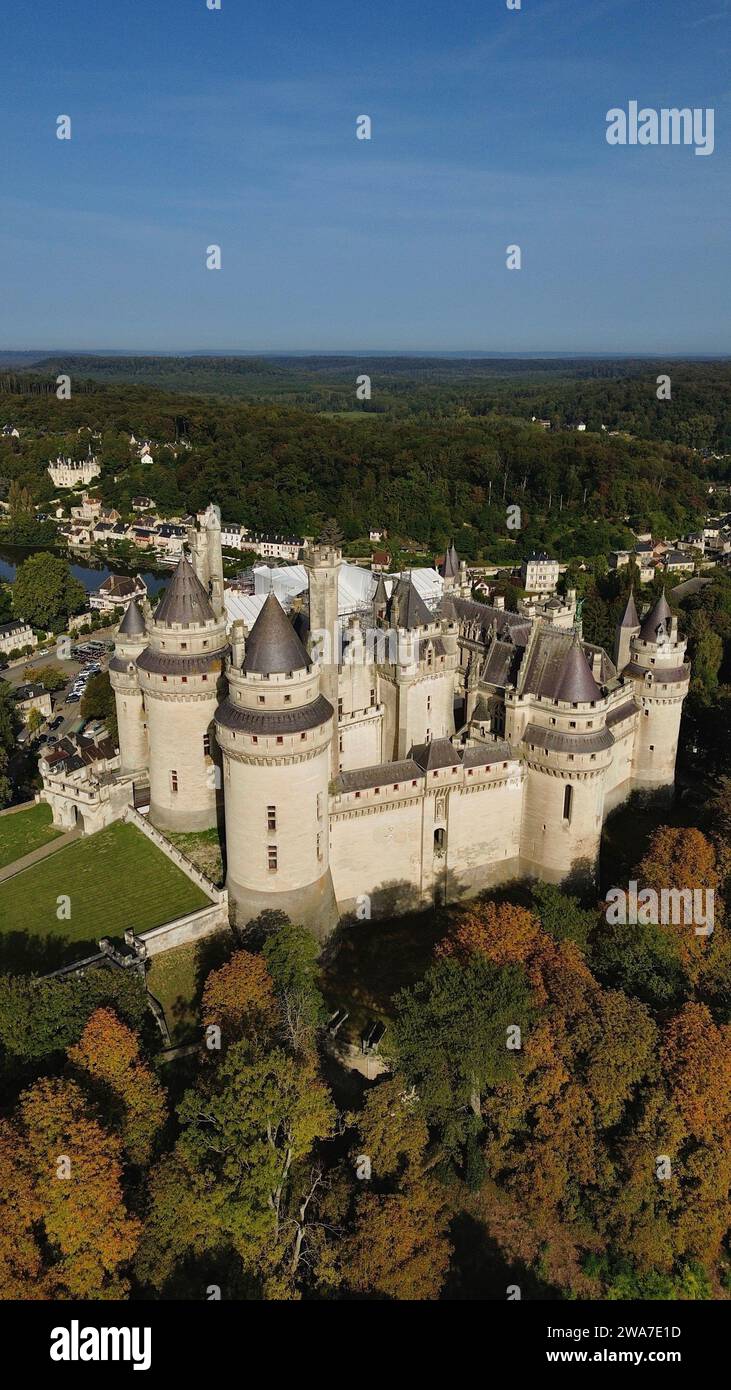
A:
[4,1077,140,1298]
[68,1007,166,1166]
[201,949,279,1045]
[343,1180,451,1300]
[635,826,722,977]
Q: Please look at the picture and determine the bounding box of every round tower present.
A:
[137,556,228,831]
[625,591,690,792]
[109,599,149,773]
[215,592,338,940]
[520,637,612,884]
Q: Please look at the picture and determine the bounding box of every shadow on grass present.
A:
[0,929,104,975]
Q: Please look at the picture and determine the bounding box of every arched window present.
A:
[563,784,573,822]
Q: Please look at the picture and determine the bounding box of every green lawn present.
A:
[0,802,62,870]
[0,821,212,972]
[147,932,233,1045]
[164,827,225,887]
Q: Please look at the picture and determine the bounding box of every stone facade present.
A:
[45,507,690,942]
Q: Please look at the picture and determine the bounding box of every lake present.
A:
[0,544,169,596]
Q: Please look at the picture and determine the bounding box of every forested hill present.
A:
[0,371,714,557]
[2,354,731,455]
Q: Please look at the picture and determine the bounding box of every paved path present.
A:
[0,827,80,884]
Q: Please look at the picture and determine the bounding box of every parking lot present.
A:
[6,633,114,753]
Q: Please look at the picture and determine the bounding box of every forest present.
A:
[0,360,721,559]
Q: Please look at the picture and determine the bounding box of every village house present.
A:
[0,619,37,658]
[15,682,52,722]
[520,552,560,593]
[90,573,147,612]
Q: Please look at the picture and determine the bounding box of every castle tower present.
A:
[614,588,640,672]
[379,577,457,758]
[303,542,341,768]
[215,593,338,940]
[519,635,611,885]
[372,573,388,624]
[188,503,225,619]
[203,503,225,619]
[625,591,690,792]
[440,542,460,592]
[109,600,149,773]
[136,556,228,831]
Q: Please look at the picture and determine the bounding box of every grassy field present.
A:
[0,802,62,869]
[147,932,233,1045]
[164,827,225,886]
[0,821,212,972]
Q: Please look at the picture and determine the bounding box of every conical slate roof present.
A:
[118,599,145,637]
[618,589,640,629]
[554,638,601,703]
[390,576,432,630]
[639,591,672,643]
[441,542,460,579]
[372,574,388,608]
[154,556,215,627]
[243,593,312,675]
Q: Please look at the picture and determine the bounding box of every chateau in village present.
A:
[39,505,691,939]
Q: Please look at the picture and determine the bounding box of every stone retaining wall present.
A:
[123,805,227,904]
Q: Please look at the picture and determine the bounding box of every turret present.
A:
[440,541,460,592]
[625,591,690,793]
[215,593,338,939]
[109,600,149,772]
[614,588,640,672]
[136,556,228,831]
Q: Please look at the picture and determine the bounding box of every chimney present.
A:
[494,595,505,611]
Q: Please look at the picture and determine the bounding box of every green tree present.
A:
[262,922,327,1052]
[80,672,118,744]
[12,552,85,631]
[391,955,533,1148]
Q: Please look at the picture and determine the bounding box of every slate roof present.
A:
[520,628,601,703]
[372,574,388,608]
[154,556,216,628]
[137,649,226,677]
[618,590,640,629]
[332,739,516,794]
[440,594,531,644]
[118,600,146,637]
[410,738,462,771]
[441,542,460,579]
[639,591,672,642]
[523,723,614,755]
[389,576,433,630]
[462,740,514,766]
[481,638,523,689]
[334,759,423,793]
[215,693,332,736]
[242,592,312,675]
[606,699,639,727]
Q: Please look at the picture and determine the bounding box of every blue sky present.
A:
[1,0,729,353]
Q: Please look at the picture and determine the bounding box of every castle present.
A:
[41,506,690,939]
